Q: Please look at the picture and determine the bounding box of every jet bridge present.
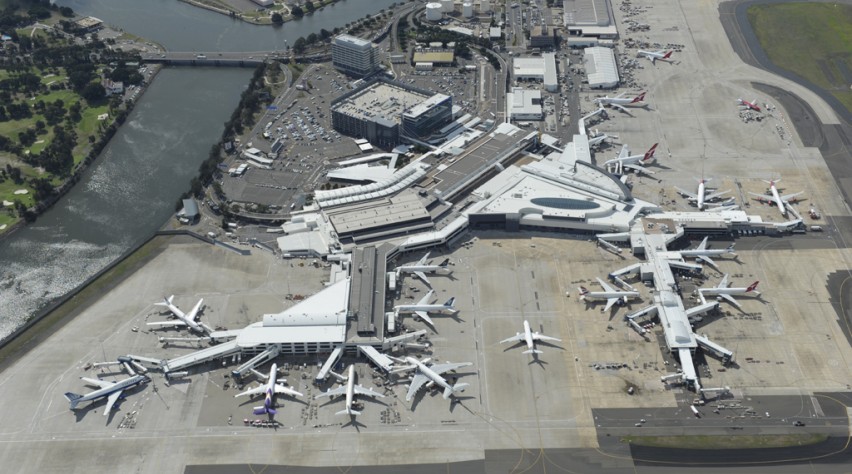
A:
[358,345,395,373]
[162,339,240,373]
[694,333,734,365]
[231,344,281,379]
[316,344,345,381]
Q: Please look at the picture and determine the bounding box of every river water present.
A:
[0,0,399,340]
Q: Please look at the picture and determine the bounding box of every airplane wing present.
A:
[273,384,303,398]
[704,190,730,201]
[353,385,386,398]
[748,191,769,201]
[696,255,720,271]
[415,311,435,327]
[406,373,429,401]
[146,321,188,327]
[614,91,626,99]
[675,187,698,200]
[696,236,708,251]
[622,163,655,175]
[616,144,629,160]
[596,277,616,293]
[234,385,265,399]
[187,298,204,321]
[603,297,618,313]
[610,103,629,113]
[430,362,473,375]
[717,274,730,289]
[717,293,742,310]
[81,377,116,390]
[417,252,430,265]
[532,333,562,343]
[314,385,347,399]
[414,271,431,286]
[103,390,123,416]
[417,290,435,306]
[499,333,525,344]
[781,191,804,201]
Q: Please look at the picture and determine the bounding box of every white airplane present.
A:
[737,98,761,112]
[147,295,212,334]
[314,365,385,416]
[699,274,760,310]
[594,91,646,113]
[603,143,658,175]
[390,356,471,402]
[675,178,731,211]
[637,50,673,64]
[748,178,804,217]
[500,320,561,355]
[235,363,303,415]
[393,290,458,328]
[395,252,452,286]
[64,374,148,417]
[578,278,641,312]
[679,236,736,271]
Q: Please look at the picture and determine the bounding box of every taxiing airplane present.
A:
[394,290,458,328]
[748,178,804,217]
[675,178,731,211]
[637,50,673,64]
[64,374,149,416]
[737,98,761,112]
[679,236,736,271]
[594,91,647,113]
[578,278,641,312]
[390,356,471,402]
[147,295,212,334]
[604,143,658,175]
[395,252,452,286]
[500,320,561,355]
[699,274,760,310]
[315,365,385,416]
[235,363,303,415]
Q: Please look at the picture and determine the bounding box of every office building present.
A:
[332,34,379,77]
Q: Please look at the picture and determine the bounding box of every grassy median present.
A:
[747,2,852,113]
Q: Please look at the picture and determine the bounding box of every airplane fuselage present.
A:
[769,182,786,215]
[407,357,452,392]
[522,320,534,351]
[395,304,457,315]
[70,375,148,408]
[344,365,356,414]
[697,180,706,210]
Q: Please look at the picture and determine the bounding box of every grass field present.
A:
[748,2,852,113]
[622,434,828,450]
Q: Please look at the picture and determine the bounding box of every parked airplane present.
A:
[234,363,303,415]
[675,178,731,211]
[500,320,561,355]
[748,178,804,217]
[390,356,471,402]
[394,290,458,328]
[395,252,452,286]
[679,237,736,271]
[737,98,761,112]
[64,374,149,416]
[699,274,760,310]
[314,365,385,416]
[578,278,641,312]
[604,143,658,175]
[147,296,212,334]
[594,91,647,113]
[637,50,673,64]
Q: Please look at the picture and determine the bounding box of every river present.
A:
[0,0,400,340]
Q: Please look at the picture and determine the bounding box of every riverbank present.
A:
[178,0,344,27]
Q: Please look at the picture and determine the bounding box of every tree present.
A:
[307,32,318,44]
[293,37,307,54]
[271,12,283,24]
[291,6,304,17]
[319,28,331,40]
[82,82,106,103]
[305,1,315,12]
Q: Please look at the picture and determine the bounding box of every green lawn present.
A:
[748,2,852,113]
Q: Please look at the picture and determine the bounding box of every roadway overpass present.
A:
[140,51,277,67]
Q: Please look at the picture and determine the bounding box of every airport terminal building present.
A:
[331,78,452,148]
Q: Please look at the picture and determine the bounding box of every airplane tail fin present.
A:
[443,383,470,399]
[155,295,174,307]
[337,408,360,416]
[643,143,658,161]
[578,286,589,298]
[64,392,84,409]
[444,297,455,307]
[632,92,646,103]
[523,349,544,355]
[439,258,450,268]
[663,51,673,59]
[253,406,276,415]
[746,281,759,293]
